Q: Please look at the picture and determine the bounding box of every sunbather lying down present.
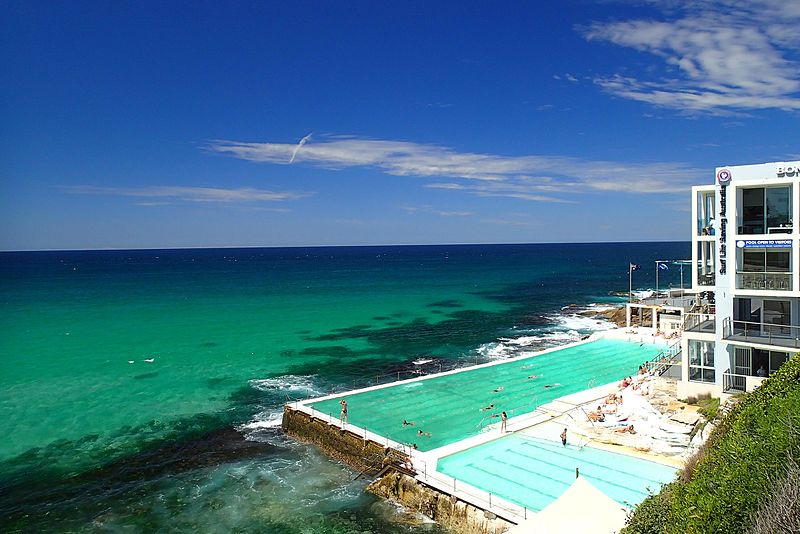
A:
[614,424,636,434]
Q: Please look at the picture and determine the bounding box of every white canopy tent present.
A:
[506,476,629,534]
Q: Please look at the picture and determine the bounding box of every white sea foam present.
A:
[412,358,434,365]
[472,303,622,363]
[550,312,615,332]
[248,375,322,396]
[238,409,284,430]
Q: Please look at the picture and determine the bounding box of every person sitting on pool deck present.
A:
[587,407,605,422]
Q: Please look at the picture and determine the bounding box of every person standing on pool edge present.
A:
[560,428,567,446]
[500,411,508,433]
[340,399,348,426]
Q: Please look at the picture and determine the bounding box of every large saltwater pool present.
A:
[438,435,677,511]
[307,338,665,451]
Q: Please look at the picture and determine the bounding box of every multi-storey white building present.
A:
[680,160,800,398]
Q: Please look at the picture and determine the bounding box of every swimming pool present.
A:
[438,435,677,511]
[307,338,665,451]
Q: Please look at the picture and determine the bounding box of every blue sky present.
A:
[2,0,799,250]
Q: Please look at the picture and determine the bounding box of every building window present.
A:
[697,190,715,236]
[737,248,792,290]
[739,186,792,234]
[696,241,715,286]
[689,340,715,383]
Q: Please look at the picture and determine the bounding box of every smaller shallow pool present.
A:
[437,435,677,512]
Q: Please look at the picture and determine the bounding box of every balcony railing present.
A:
[736,272,792,291]
[723,369,747,393]
[684,313,716,334]
[722,317,800,349]
[722,369,768,393]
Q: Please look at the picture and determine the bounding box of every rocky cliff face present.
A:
[368,472,513,534]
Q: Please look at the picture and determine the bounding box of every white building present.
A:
[680,160,800,398]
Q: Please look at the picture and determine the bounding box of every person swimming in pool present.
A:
[417,429,431,437]
[403,419,415,426]
[493,386,505,392]
[480,403,495,411]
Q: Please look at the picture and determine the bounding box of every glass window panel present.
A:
[689,367,703,382]
[703,345,714,367]
[766,251,790,272]
[743,250,765,272]
[703,369,716,383]
[766,187,791,229]
[770,351,788,372]
[742,187,765,234]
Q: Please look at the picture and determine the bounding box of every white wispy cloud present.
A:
[207,136,705,202]
[65,185,310,203]
[581,0,800,113]
[401,205,474,217]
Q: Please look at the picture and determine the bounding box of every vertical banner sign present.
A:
[717,169,731,275]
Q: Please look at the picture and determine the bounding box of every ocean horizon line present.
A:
[0,239,689,254]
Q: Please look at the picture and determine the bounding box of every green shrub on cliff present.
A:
[623,354,800,534]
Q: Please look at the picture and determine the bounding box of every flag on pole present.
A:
[658,262,669,271]
[629,263,641,272]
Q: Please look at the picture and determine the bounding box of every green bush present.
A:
[696,397,720,421]
[623,355,800,534]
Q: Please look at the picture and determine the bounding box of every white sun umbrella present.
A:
[506,476,629,534]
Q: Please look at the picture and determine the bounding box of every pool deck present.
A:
[284,327,683,526]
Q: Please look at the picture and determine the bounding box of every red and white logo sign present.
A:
[717,168,732,184]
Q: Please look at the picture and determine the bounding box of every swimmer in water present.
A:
[493,387,504,392]
[480,403,495,411]
[403,419,415,426]
[417,429,431,437]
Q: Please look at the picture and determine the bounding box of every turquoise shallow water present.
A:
[309,339,666,450]
[438,435,678,511]
[0,243,687,532]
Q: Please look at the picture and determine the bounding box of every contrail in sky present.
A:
[289,133,312,164]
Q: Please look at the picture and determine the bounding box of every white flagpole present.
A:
[655,261,659,297]
[629,264,633,303]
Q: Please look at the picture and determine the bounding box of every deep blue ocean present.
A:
[0,242,688,532]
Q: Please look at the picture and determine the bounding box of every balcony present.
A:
[722,317,800,349]
[723,369,767,393]
[684,313,716,334]
[736,272,792,291]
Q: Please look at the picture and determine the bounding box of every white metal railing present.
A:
[645,340,682,376]
[723,369,747,393]
[723,317,800,348]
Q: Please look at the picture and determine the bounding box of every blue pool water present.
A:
[438,435,677,511]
